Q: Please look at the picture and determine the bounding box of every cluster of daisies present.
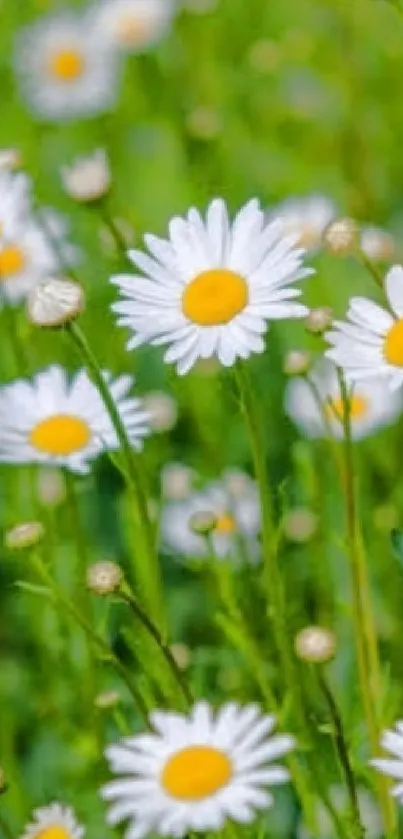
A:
[14,0,177,122]
[5,178,403,837]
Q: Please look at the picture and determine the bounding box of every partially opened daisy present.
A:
[266,194,336,251]
[95,0,176,53]
[21,802,84,839]
[14,10,120,121]
[326,265,403,390]
[0,213,78,304]
[112,198,311,375]
[0,366,150,473]
[371,721,403,800]
[161,477,261,560]
[101,701,295,838]
[285,358,403,440]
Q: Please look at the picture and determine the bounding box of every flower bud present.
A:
[294,626,336,663]
[283,350,312,376]
[170,643,191,670]
[282,508,318,543]
[27,278,84,328]
[188,510,217,535]
[0,148,22,171]
[36,468,66,507]
[305,306,333,335]
[61,149,111,203]
[94,689,121,710]
[161,463,195,500]
[142,391,178,433]
[5,521,45,551]
[86,561,123,595]
[323,218,359,254]
[186,106,222,140]
[360,226,395,262]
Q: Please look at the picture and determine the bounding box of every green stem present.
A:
[338,369,397,838]
[356,252,384,289]
[66,320,165,630]
[317,669,364,839]
[98,200,132,266]
[0,814,15,839]
[118,586,193,707]
[31,551,149,723]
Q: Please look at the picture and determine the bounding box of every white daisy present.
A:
[285,358,403,440]
[161,478,261,560]
[326,265,403,390]
[95,0,176,53]
[21,802,84,839]
[14,10,121,122]
[0,212,78,304]
[101,701,295,839]
[266,194,336,251]
[371,721,403,800]
[0,170,31,238]
[111,198,311,375]
[0,365,150,474]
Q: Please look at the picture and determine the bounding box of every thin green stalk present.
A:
[355,252,384,289]
[118,586,193,707]
[98,200,132,266]
[338,369,397,838]
[66,320,165,630]
[317,669,364,839]
[31,550,149,723]
[0,814,15,839]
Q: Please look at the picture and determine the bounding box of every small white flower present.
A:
[371,721,403,800]
[101,701,295,839]
[161,478,261,560]
[0,170,31,238]
[111,197,311,375]
[95,0,176,53]
[21,802,84,839]
[360,225,395,262]
[267,194,336,251]
[27,277,85,327]
[326,265,403,390]
[0,365,150,474]
[285,358,403,439]
[61,149,111,203]
[0,213,78,304]
[14,10,121,122]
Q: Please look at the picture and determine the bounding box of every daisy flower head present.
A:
[161,477,261,561]
[21,802,84,839]
[95,0,176,53]
[285,358,403,440]
[267,194,336,252]
[371,720,403,801]
[0,366,150,473]
[111,198,312,375]
[101,701,295,838]
[326,265,403,390]
[14,10,120,122]
[0,169,32,238]
[0,212,78,305]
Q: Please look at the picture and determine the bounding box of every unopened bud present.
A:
[170,643,191,670]
[189,510,217,535]
[294,626,336,663]
[37,468,66,507]
[61,149,111,203]
[323,218,359,254]
[282,508,318,543]
[360,226,395,262]
[5,521,45,551]
[305,307,333,335]
[86,561,123,595]
[94,689,120,709]
[27,278,84,327]
[162,463,195,500]
[0,148,22,171]
[186,106,222,140]
[283,350,311,377]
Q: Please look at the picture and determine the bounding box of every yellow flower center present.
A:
[182,269,248,326]
[214,513,236,534]
[115,14,152,46]
[0,245,25,278]
[29,415,91,456]
[327,395,368,422]
[36,828,71,839]
[161,745,233,801]
[384,319,403,366]
[48,49,85,81]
